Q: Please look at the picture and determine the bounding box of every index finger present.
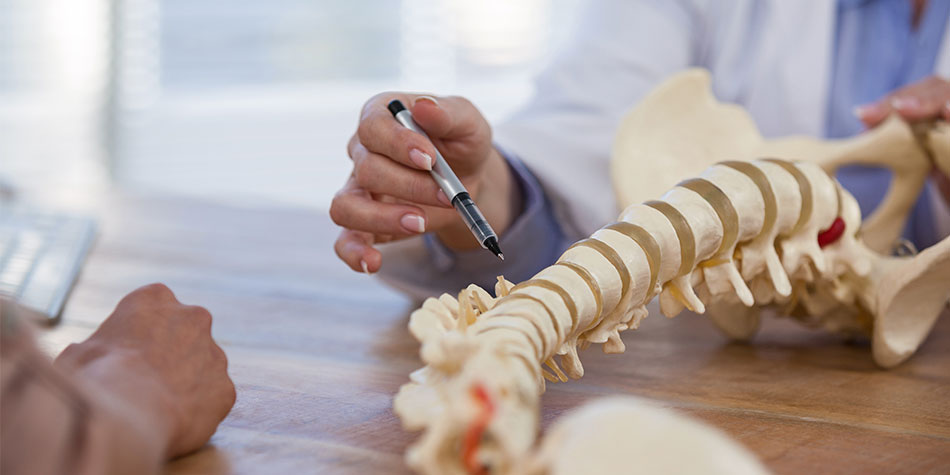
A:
[357,94,440,171]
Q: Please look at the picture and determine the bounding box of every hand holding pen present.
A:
[388,99,504,260]
[331,94,522,273]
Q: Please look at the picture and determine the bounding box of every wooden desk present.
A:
[37,192,950,474]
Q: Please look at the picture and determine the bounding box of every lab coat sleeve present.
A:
[495,0,705,240]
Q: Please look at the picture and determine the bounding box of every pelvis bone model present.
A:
[393,69,950,475]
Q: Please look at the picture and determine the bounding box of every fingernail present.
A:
[409,148,433,170]
[414,95,439,107]
[360,259,373,274]
[436,189,452,207]
[853,105,874,118]
[891,97,920,110]
[400,214,426,234]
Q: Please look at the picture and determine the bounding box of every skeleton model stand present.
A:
[393,70,950,475]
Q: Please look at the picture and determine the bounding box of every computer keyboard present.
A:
[0,208,97,323]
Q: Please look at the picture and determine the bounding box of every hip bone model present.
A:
[393,69,950,475]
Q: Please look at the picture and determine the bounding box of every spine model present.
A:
[394,157,948,475]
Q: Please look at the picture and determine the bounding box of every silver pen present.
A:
[388,99,504,261]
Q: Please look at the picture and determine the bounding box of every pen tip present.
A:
[484,237,504,261]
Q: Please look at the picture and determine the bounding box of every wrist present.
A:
[60,343,177,458]
[86,382,168,473]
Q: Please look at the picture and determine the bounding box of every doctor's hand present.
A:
[855,75,950,127]
[856,75,950,207]
[332,94,521,274]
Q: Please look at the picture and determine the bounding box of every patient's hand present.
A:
[56,283,236,458]
[855,75,950,127]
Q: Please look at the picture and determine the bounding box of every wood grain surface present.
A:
[33,191,950,474]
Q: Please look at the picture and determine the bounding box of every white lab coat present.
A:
[495,0,950,240]
[376,0,950,300]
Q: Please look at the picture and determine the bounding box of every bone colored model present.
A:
[394,69,950,475]
[523,397,767,475]
[612,69,945,254]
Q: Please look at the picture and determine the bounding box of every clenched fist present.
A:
[56,283,235,458]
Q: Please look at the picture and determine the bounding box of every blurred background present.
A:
[0,0,583,210]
